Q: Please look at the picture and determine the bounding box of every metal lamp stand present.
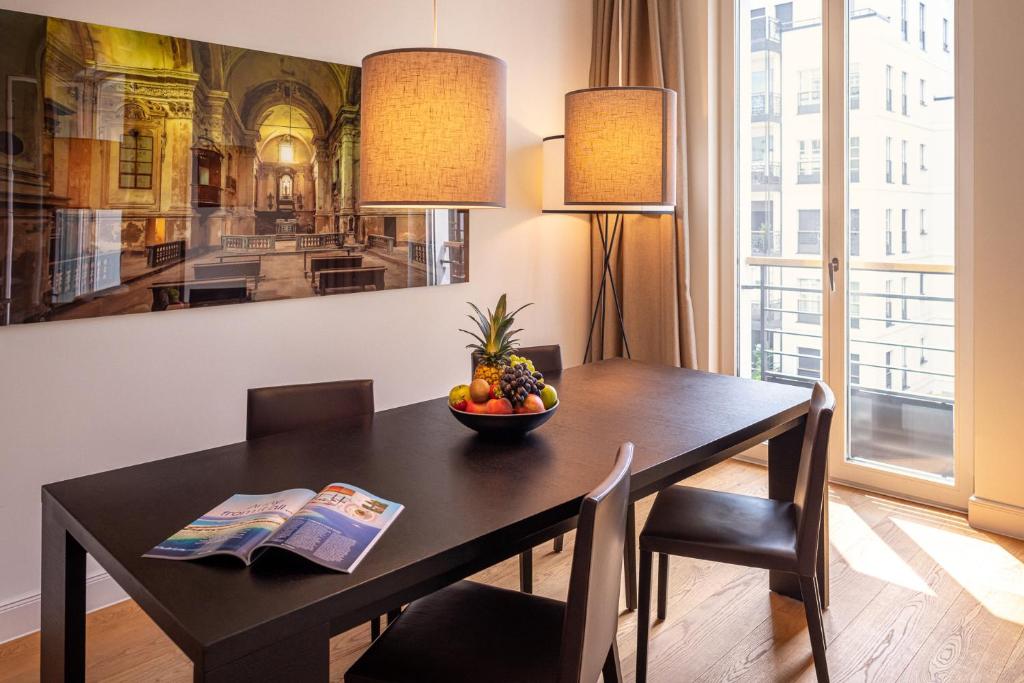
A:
[584,212,631,363]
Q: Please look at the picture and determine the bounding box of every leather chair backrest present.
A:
[470,344,563,376]
[792,382,836,576]
[558,442,633,683]
[246,379,374,441]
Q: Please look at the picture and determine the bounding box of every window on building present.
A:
[885,209,894,255]
[885,137,893,183]
[798,68,821,113]
[885,350,894,389]
[920,143,927,170]
[850,208,861,257]
[943,17,950,52]
[901,209,910,253]
[902,347,911,390]
[900,0,909,40]
[798,139,821,184]
[919,2,926,50]
[849,137,860,183]
[751,199,777,255]
[920,78,927,106]
[850,65,861,109]
[920,208,927,235]
[850,281,861,329]
[797,278,822,325]
[920,337,928,364]
[901,71,908,115]
[798,346,822,379]
[798,209,821,254]
[885,280,894,327]
[901,140,909,184]
[850,352,861,385]
[885,65,894,111]
[119,131,154,189]
[901,276,911,320]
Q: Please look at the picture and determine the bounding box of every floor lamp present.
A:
[542,126,676,364]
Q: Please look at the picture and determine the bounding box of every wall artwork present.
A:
[0,8,469,326]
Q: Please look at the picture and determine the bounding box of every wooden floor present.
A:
[4,460,1024,682]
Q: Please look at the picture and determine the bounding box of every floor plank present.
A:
[3,460,1023,682]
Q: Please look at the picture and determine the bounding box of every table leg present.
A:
[768,417,829,608]
[196,622,330,682]
[519,550,533,594]
[41,502,86,683]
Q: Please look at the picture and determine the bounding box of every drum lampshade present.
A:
[360,48,507,208]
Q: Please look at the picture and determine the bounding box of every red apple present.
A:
[452,399,468,412]
[486,398,513,415]
[466,401,489,414]
[521,394,545,414]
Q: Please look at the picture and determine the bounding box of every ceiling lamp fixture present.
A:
[360,0,507,209]
[278,86,295,164]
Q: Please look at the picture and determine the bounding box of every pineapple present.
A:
[460,294,531,385]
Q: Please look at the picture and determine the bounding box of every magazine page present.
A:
[262,483,403,573]
[144,488,316,564]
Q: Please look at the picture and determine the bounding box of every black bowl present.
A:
[449,401,558,437]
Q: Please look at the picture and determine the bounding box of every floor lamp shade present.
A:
[564,86,677,206]
[360,48,507,208]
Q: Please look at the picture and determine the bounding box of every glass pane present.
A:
[736,0,823,388]
[846,1,956,481]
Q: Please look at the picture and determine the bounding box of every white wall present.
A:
[0,0,593,641]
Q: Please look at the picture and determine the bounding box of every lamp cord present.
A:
[433,0,438,48]
[616,0,623,86]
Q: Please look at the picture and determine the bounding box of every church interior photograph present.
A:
[0,0,1022,681]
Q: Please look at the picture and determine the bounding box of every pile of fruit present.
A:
[448,295,558,415]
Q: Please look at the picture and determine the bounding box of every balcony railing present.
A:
[752,161,782,188]
[742,256,955,479]
[751,93,783,120]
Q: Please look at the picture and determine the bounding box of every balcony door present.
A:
[731,0,971,508]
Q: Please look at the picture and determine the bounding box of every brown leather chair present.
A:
[246,379,384,637]
[635,382,835,683]
[246,379,374,441]
[345,442,633,683]
[470,343,564,375]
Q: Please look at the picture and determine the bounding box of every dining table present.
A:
[40,358,821,682]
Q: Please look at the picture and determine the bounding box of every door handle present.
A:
[828,257,839,292]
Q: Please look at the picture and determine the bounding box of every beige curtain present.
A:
[587,0,697,369]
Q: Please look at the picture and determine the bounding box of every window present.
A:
[849,209,860,256]
[798,139,821,184]
[920,337,928,365]
[920,208,927,235]
[797,346,821,379]
[901,71,908,115]
[798,209,821,254]
[885,209,894,255]
[798,68,821,113]
[920,78,927,106]
[797,278,821,325]
[119,131,154,189]
[850,352,861,385]
[885,137,893,183]
[902,347,911,390]
[849,137,860,183]
[885,280,894,327]
[901,209,910,253]
[943,17,950,52]
[901,276,910,320]
[902,140,909,184]
[885,350,894,389]
[849,65,860,109]
[919,2,926,50]
[885,65,894,111]
[920,143,927,170]
[850,281,861,329]
[751,200,778,255]
[900,0,909,41]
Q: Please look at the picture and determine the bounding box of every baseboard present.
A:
[968,495,1024,541]
[0,572,128,645]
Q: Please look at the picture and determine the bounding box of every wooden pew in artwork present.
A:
[194,260,262,288]
[317,266,386,294]
[309,255,364,285]
[149,278,251,311]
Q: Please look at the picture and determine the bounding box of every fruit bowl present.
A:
[449,401,558,438]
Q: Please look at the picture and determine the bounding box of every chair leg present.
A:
[623,503,637,611]
[798,574,829,683]
[370,616,381,640]
[386,608,401,624]
[519,549,533,594]
[553,534,564,553]
[637,550,653,683]
[602,637,623,683]
[657,553,669,620]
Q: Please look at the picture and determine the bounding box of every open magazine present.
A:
[144,483,403,573]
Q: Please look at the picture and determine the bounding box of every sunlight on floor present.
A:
[894,515,1024,625]
[828,497,935,595]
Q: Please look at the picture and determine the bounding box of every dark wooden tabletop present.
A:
[42,359,810,670]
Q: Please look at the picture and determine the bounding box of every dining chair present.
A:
[246,379,389,638]
[345,441,633,683]
[635,382,835,683]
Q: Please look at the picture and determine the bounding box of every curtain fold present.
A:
[587,0,698,369]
